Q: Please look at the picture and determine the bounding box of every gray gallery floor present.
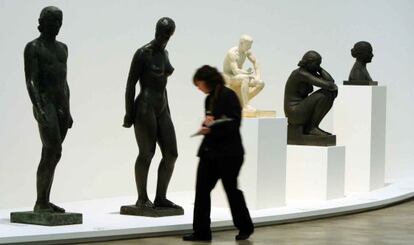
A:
[80,198,414,245]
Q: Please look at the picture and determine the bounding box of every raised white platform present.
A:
[212,117,287,209]
[1,179,414,244]
[334,85,387,194]
[286,145,345,201]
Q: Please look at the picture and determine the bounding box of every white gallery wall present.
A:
[0,0,413,209]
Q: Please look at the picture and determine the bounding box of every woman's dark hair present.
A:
[193,65,226,114]
[193,65,225,90]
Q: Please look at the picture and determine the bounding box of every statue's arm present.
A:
[164,50,173,114]
[24,42,46,121]
[247,51,261,80]
[62,44,73,128]
[299,68,336,90]
[123,49,143,128]
[165,90,171,115]
[319,67,334,82]
[228,52,249,75]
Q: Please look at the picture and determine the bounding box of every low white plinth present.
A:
[286,145,345,201]
[333,86,386,194]
[212,117,287,209]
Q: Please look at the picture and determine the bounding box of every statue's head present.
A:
[239,34,253,52]
[38,6,63,37]
[298,50,322,73]
[351,41,373,63]
[154,17,175,49]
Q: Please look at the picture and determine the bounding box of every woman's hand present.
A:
[197,127,211,135]
[203,115,215,127]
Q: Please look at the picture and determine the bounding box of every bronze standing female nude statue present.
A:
[123,17,182,213]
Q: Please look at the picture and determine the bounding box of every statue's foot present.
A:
[34,202,54,213]
[243,105,257,113]
[307,127,330,136]
[154,198,183,209]
[135,199,155,209]
[49,202,65,213]
[317,127,332,135]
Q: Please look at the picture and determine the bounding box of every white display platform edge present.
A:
[1,178,414,244]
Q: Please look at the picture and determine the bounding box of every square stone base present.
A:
[288,125,336,146]
[120,205,184,217]
[10,211,82,226]
[343,80,378,86]
[288,134,336,146]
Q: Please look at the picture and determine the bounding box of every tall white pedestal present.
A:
[333,86,386,194]
[286,145,345,201]
[212,117,287,210]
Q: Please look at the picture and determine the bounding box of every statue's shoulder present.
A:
[136,42,154,57]
[25,38,41,50]
[56,41,68,51]
[24,38,41,56]
[297,67,316,78]
[226,46,238,59]
[351,61,364,71]
[292,68,304,77]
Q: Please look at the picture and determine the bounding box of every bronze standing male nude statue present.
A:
[123,17,182,213]
[24,6,73,213]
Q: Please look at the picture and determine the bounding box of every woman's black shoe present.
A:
[182,233,212,241]
[235,230,253,240]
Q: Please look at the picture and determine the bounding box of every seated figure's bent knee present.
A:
[255,81,265,89]
[241,78,250,87]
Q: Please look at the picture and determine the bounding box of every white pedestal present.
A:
[333,86,386,194]
[212,117,287,209]
[286,145,345,201]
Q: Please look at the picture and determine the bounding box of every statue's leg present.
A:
[240,77,250,109]
[230,75,251,109]
[226,77,242,105]
[35,104,62,212]
[133,107,157,206]
[247,81,264,100]
[154,109,178,207]
[286,92,327,134]
[43,109,70,213]
[308,89,335,132]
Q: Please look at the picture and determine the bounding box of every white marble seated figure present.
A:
[223,35,264,113]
